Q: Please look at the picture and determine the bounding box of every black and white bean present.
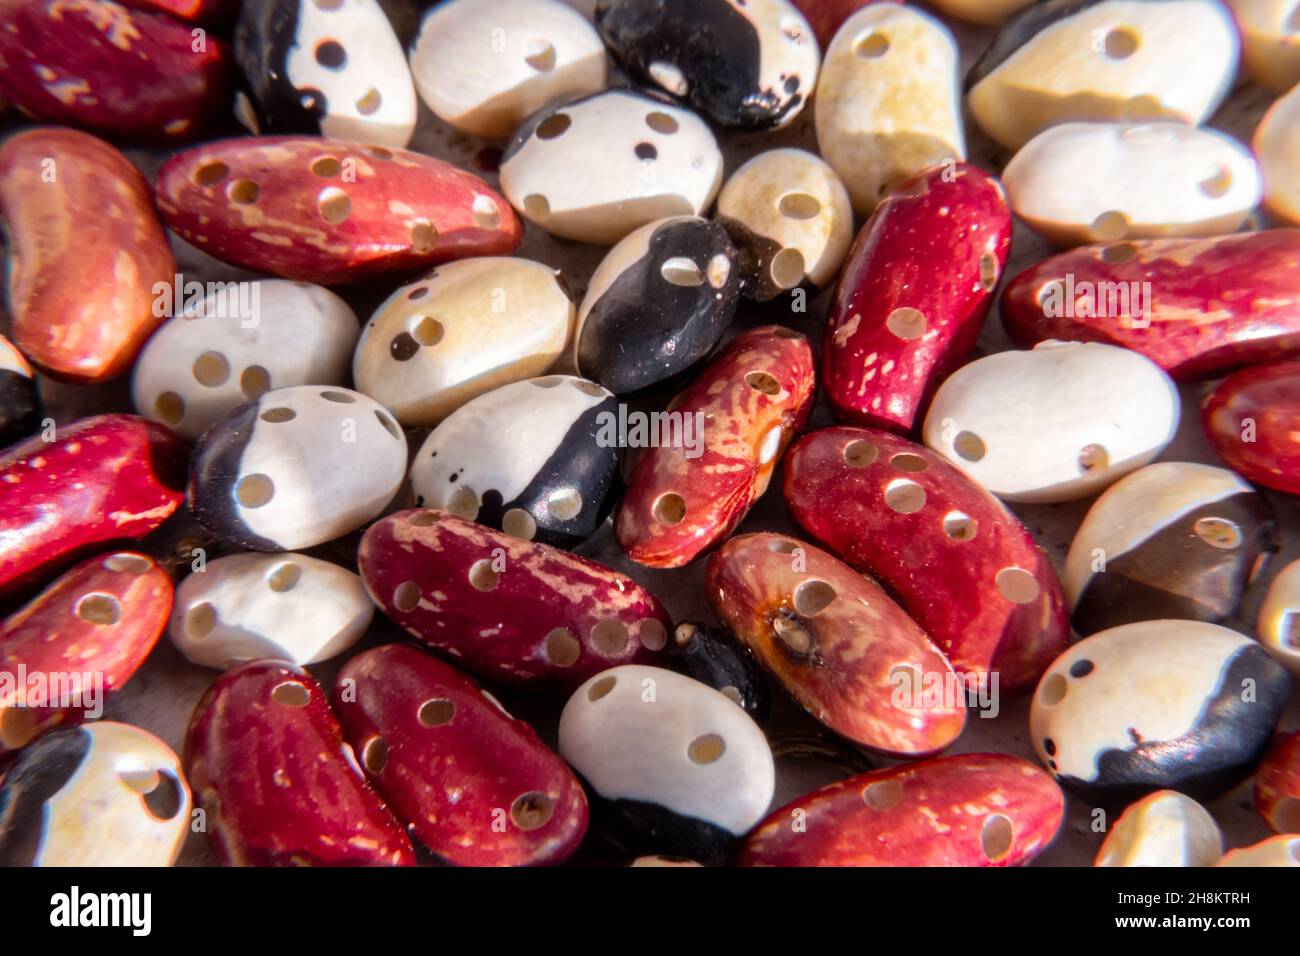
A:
[0,723,191,867]
[594,0,818,130]
[1064,462,1275,635]
[234,0,417,146]
[188,385,408,551]
[558,665,775,860]
[409,374,619,547]
[574,216,740,394]
[1030,619,1292,804]
[716,147,853,301]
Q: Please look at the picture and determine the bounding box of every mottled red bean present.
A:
[156,136,522,284]
[736,753,1064,866]
[783,426,1069,692]
[1203,360,1300,496]
[0,129,175,382]
[0,551,171,754]
[335,644,588,866]
[1001,231,1300,381]
[615,325,815,569]
[184,660,415,867]
[706,532,965,756]
[0,0,232,142]
[822,163,1011,432]
[0,415,187,596]
[359,509,670,692]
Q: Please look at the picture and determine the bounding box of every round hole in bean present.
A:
[884,479,926,513]
[793,580,836,616]
[590,619,629,656]
[267,563,301,592]
[76,593,121,626]
[418,698,455,727]
[886,307,926,341]
[588,675,617,701]
[468,559,500,592]
[362,737,389,773]
[981,813,1015,862]
[687,733,726,764]
[1039,673,1068,706]
[1194,517,1241,549]
[843,439,878,467]
[393,581,421,611]
[653,493,687,525]
[996,567,1040,604]
[863,779,903,811]
[271,682,310,707]
[545,628,581,666]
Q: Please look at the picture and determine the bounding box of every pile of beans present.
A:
[0,0,1298,869]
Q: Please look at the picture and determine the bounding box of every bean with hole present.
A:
[169,552,373,670]
[156,136,520,284]
[595,0,817,130]
[1030,620,1292,805]
[707,533,966,756]
[354,259,575,426]
[815,3,965,215]
[1002,122,1260,246]
[666,622,771,720]
[783,426,1069,692]
[822,163,1011,432]
[132,280,360,440]
[359,510,671,692]
[184,660,415,866]
[0,552,172,756]
[1002,231,1300,381]
[0,723,192,866]
[716,149,853,302]
[616,326,816,568]
[499,89,723,243]
[234,0,417,146]
[410,0,607,140]
[1064,462,1275,635]
[558,665,775,861]
[187,386,407,550]
[921,341,1179,502]
[334,644,589,865]
[575,217,742,394]
[736,754,1064,866]
[410,376,619,548]
[967,0,1238,150]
